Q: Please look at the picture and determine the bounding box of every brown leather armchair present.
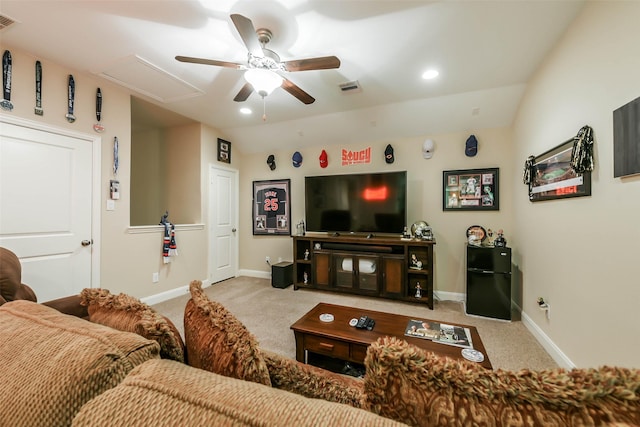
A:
[0,247,37,306]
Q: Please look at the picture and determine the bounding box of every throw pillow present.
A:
[262,349,364,407]
[80,288,185,363]
[363,336,640,427]
[183,280,271,386]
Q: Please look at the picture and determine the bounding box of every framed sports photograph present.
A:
[217,138,231,164]
[528,138,591,202]
[443,168,499,211]
[253,179,291,235]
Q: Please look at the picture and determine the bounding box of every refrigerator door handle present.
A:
[468,268,494,274]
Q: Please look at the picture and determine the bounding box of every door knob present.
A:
[232,228,237,232]
[81,240,92,246]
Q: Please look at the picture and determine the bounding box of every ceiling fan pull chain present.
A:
[262,97,267,121]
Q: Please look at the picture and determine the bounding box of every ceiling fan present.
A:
[176,14,341,105]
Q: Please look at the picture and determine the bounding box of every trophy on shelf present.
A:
[303,271,309,284]
[402,226,412,240]
[494,229,507,247]
[296,220,305,236]
[304,249,310,260]
[415,282,422,298]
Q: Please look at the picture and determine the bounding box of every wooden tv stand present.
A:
[292,234,435,309]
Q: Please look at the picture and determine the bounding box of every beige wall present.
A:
[166,123,202,224]
[512,1,640,368]
[0,46,217,299]
[238,128,514,297]
[131,128,166,225]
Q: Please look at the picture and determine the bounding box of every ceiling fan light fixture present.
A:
[422,69,439,80]
[244,68,283,97]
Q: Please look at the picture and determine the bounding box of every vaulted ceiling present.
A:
[1,1,585,153]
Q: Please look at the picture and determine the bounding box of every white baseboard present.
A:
[521,310,575,369]
[434,290,464,302]
[239,269,271,279]
[140,279,212,306]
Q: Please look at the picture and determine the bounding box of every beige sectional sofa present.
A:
[0,298,401,426]
[1,280,638,426]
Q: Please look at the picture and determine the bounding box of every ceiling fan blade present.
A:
[230,14,263,58]
[282,56,341,72]
[281,78,315,104]
[233,83,254,102]
[175,56,244,70]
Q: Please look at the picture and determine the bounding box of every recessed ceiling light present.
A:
[240,107,252,115]
[422,69,439,80]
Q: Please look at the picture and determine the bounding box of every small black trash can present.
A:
[271,262,293,289]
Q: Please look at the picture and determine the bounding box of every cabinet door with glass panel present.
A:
[333,252,380,294]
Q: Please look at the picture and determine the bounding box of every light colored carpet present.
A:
[153,276,558,371]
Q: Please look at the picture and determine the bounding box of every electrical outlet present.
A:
[152,272,159,283]
[265,256,271,264]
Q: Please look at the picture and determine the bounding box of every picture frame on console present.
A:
[528,139,591,202]
[252,179,291,236]
[443,168,499,211]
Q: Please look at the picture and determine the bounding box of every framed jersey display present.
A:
[253,179,291,235]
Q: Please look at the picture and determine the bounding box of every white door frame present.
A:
[208,163,239,283]
[0,114,102,288]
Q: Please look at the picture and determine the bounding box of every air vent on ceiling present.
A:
[0,14,18,31]
[339,80,362,94]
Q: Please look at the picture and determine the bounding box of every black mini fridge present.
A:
[466,245,512,320]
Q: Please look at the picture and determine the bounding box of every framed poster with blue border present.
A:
[253,179,291,235]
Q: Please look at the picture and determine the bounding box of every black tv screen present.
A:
[613,95,640,177]
[305,171,407,235]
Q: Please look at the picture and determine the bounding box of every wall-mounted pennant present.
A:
[1,50,13,111]
[34,61,43,115]
[66,74,76,123]
[93,88,104,133]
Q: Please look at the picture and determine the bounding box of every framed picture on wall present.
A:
[252,179,291,235]
[528,138,591,202]
[443,168,499,211]
[217,138,231,164]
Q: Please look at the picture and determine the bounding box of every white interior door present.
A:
[209,165,238,283]
[0,116,98,302]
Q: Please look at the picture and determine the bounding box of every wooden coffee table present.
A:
[290,302,492,370]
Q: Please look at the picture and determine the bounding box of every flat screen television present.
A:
[305,171,407,235]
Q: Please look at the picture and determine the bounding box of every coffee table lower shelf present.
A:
[306,353,365,377]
